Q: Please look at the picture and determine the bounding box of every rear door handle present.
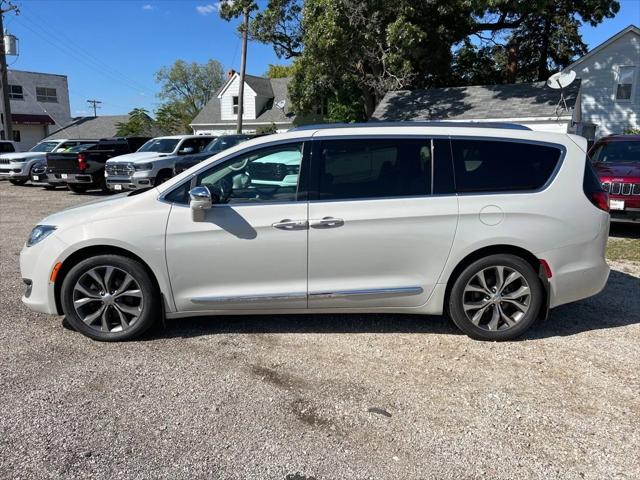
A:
[272,219,308,230]
[310,217,344,228]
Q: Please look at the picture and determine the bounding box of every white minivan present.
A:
[20,123,610,341]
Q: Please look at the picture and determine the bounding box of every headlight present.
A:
[26,225,57,247]
[134,163,153,171]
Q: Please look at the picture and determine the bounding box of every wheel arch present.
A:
[54,245,163,315]
[443,244,549,318]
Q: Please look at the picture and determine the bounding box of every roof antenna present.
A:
[546,70,576,116]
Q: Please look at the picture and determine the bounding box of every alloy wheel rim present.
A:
[462,265,531,331]
[72,266,143,333]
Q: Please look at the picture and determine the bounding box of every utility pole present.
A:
[86,99,102,117]
[236,7,249,134]
[0,1,18,141]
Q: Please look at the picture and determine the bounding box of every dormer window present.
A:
[615,66,635,101]
[233,96,239,115]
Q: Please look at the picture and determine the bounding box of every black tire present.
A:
[448,254,543,341]
[154,170,172,187]
[9,178,27,185]
[60,254,160,341]
[67,184,88,194]
[96,173,111,194]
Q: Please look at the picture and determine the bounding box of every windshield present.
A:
[30,141,61,153]
[137,138,180,153]
[204,136,245,153]
[591,140,640,163]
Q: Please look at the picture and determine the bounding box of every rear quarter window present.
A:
[451,139,562,193]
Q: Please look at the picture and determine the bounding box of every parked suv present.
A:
[173,134,254,175]
[0,139,96,185]
[589,134,640,223]
[104,135,214,192]
[46,137,150,193]
[20,123,610,342]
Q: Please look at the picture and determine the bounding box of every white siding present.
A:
[568,30,640,137]
[219,75,257,121]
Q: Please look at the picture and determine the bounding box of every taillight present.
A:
[590,191,609,212]
[77,153,87,171]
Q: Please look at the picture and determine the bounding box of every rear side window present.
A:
[317,139,431,200]
[451,139,562,193]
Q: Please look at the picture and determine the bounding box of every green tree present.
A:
[154,59,225,133]
[250,0,303,58]
[265,64,295,78]
[115,108,154,137]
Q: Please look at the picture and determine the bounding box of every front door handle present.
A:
[272,219,308,230]
[310,217,344,228]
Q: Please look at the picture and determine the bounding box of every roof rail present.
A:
[290,121,531,132]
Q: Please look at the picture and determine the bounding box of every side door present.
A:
[165,141,309,312]
[307,136,458,309]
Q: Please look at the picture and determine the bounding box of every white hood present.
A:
[0,152,45,161]
[107,151,171,164]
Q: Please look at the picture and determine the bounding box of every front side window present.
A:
[138,138,180,153]
[451,140,562,193]
[36,87,58,103]
[590,140,640,163]
[9,85,23,100]
[615,66,635,101]
[30,141,61,153]
[317,139,432,200]
[168,143,304,205]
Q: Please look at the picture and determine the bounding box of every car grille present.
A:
[602,182,640,196]
[0,159,10,165]
[105,163,134,176]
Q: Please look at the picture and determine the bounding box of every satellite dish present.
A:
[547,70,576,89]
[275,100,286,111]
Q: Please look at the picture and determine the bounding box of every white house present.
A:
[564,24,639,137]
[0,69,72,149]
[191,71,295,135]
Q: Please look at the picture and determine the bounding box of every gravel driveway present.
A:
[1,181,639,480]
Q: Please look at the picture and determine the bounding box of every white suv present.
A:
[20,124,610,341]
[104,135,214,191]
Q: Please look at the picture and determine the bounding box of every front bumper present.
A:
[105,175,155,191]
[609,206,640,223]
[20,234,68,315]
[0,163,30,180]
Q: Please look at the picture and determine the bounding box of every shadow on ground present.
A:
[116,270,639,342]
[610,223,640,239]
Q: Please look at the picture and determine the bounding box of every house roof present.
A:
[564,24,639,72]
[191,76,294,126]
[372,80,581,122]
[44,114,164,140]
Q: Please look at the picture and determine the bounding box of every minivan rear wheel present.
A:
[61,254,159,341]
[448,254,543,341]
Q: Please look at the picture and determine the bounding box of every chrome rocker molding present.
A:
[190,286,424,304]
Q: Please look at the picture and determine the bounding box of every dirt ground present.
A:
[1,181,639,480]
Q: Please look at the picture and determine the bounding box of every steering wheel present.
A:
[211,177,233,203]
[229,158,248,172]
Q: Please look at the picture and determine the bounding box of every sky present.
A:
[5,0,640,118]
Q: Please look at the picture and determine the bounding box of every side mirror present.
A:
[189,186,212,221]
[179,147,195,155]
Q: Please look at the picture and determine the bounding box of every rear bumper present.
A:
[539,215,611,308]
[48,173,95,185]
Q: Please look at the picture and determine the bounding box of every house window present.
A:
[232,96,239,115]
[615,66,635,101]
[9,85,23,100]
[12,130,21,143]
[36,87,58,103]
[314,97,329,116]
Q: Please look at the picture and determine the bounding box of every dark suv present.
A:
[590,135,640,223]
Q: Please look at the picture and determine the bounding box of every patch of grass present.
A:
[607,237,640,263]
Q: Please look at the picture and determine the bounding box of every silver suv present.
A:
[104,135,214,192]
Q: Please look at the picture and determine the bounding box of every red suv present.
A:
[589,135,640,223]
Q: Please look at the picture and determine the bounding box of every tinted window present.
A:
[317,139,431,200]
[0,142,15,152]
[451,140,561,193]
[590,140,640,163]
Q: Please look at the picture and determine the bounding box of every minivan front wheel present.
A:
[61,254,159,341]
[448,254,543,341]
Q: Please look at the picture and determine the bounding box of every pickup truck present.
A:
[46,137,150,193]
[0,139,96,185]
[104,135,214,192]
[173,134,254,176]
